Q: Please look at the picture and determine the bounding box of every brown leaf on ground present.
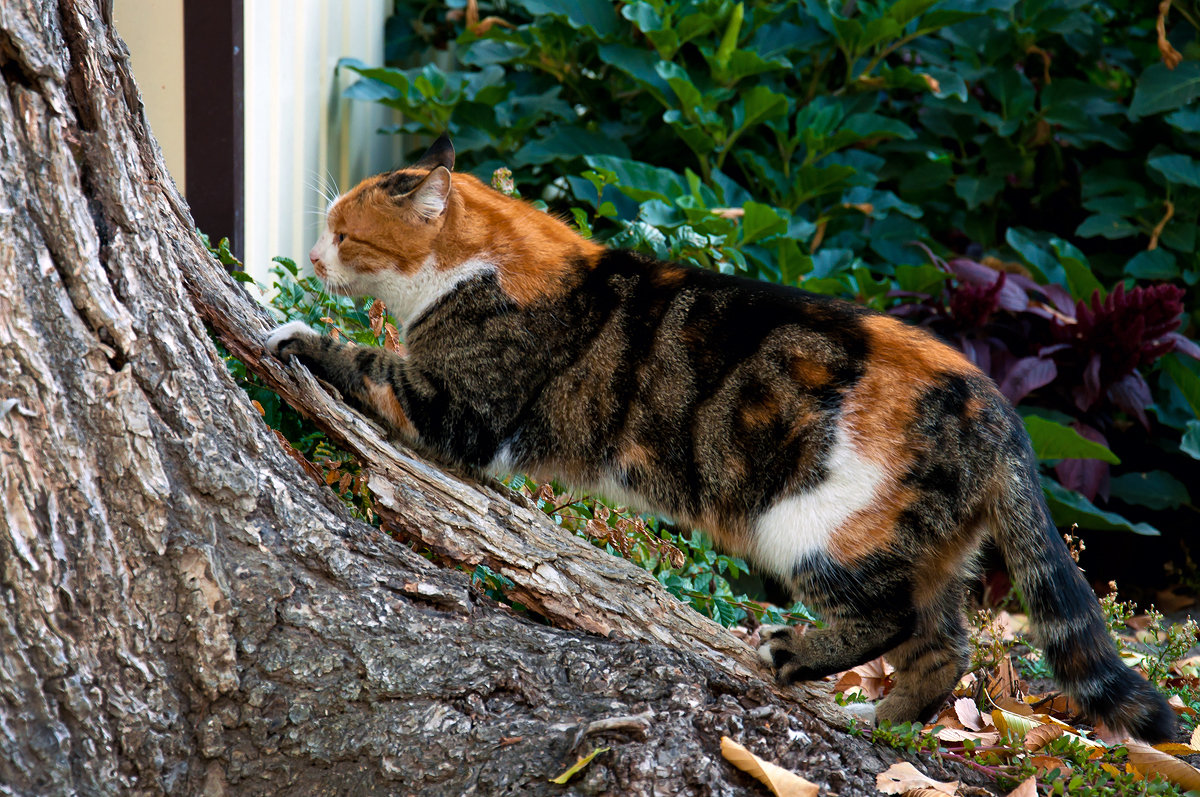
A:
[953,671,979,697]
[1027,692,1077,717]
[1127,741,1200,790]
[720,737,819,797]
[954,697,991,731]
[931,726,1000,746]
[1024,723,1064,752]
[1005,776,1037,797]
[1154,724,1200,756]
[1030,755,1069,775]
[1167,694,1199,716]
[876,762,958,795]
[833,655,894,700]
[987,656,1027,703]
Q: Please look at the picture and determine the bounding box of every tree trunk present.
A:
[0,2,950,794]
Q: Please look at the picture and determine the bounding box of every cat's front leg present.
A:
[266,321,418,440]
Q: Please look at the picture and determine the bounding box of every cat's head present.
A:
[310,134,601,324]
[308,135,457,300]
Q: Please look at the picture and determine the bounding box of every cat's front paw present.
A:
[757,624,809,680]
[266,320,319,357]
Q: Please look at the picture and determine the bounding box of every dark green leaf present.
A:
[1162,354,1200,418]
[510,0,620,38]
[1148,153,1200,189]
[955,175,1004,209]
[895,264,949,295]
[1165,106,1200,133]
[1129,62,1200,119]
[1075,213,1139,240]
[741,201,788,245]
[1049,238,1102,301]
[1124,249,1179,280]
[732,86,788,136]
[1041,476,1158,536]
[1183,420,1200,461]
[1006,228,1065,285]
[1108,471,1190,511]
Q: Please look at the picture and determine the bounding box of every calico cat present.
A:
[267,135,1175,741]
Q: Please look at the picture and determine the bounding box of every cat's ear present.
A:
[410,134,455,172]
[401,166,452,220]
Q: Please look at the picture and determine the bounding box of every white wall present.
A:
[243,0,402,284]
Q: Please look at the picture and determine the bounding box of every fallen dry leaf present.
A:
[1126,741,1200,790]
[1154,724,1200,756]
[1024,722,1064,752]
[1030,755,1069,775]
[720,737,819,797]
[1005,776,1037,797]
[931,726,1000,746]
[834,656,894,700]
[549,747,609,784]
[955,697,989,731]
[987,657,1026,702]
[876,762,958,795]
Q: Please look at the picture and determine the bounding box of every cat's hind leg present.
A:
[874,582,969,725]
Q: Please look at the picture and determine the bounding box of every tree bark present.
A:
[0,2,957,794]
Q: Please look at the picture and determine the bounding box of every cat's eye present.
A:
[335,233,346,245]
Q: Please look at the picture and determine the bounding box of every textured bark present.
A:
[0,2,972,795]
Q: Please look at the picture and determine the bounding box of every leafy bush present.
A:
[340,0,1200,541]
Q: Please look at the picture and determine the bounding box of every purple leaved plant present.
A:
[893,251,1198,501]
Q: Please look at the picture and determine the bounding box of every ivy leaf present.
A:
[955,175,1004,209]
[1108,471,1190,511]
[511,0,620,38]
[741,202,788,245]
[1129,62,1200,119]
[1023,416,1120,464]
[1075,213,1139,240]
[1041,476,1159,536]
[1148,153,1200,189]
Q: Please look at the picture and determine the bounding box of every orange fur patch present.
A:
[828,315,979,565]
[841,315,976,469]
[362,377,416,439]
[789,354,831,386]
[328,169,604,305]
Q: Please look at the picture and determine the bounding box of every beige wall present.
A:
[112,0,187,193]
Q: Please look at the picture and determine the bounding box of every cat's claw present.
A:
[266,320,319,356]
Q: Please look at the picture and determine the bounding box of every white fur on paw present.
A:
[756,624,794,665]
[266,320,318,355]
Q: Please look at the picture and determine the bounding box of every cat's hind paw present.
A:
[266,320,319,356]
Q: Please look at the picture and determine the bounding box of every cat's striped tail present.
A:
[991,443,1176,743]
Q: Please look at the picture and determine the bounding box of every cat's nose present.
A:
[309,247,319,265]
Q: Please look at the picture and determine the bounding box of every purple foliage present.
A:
[891,255,1197,501]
